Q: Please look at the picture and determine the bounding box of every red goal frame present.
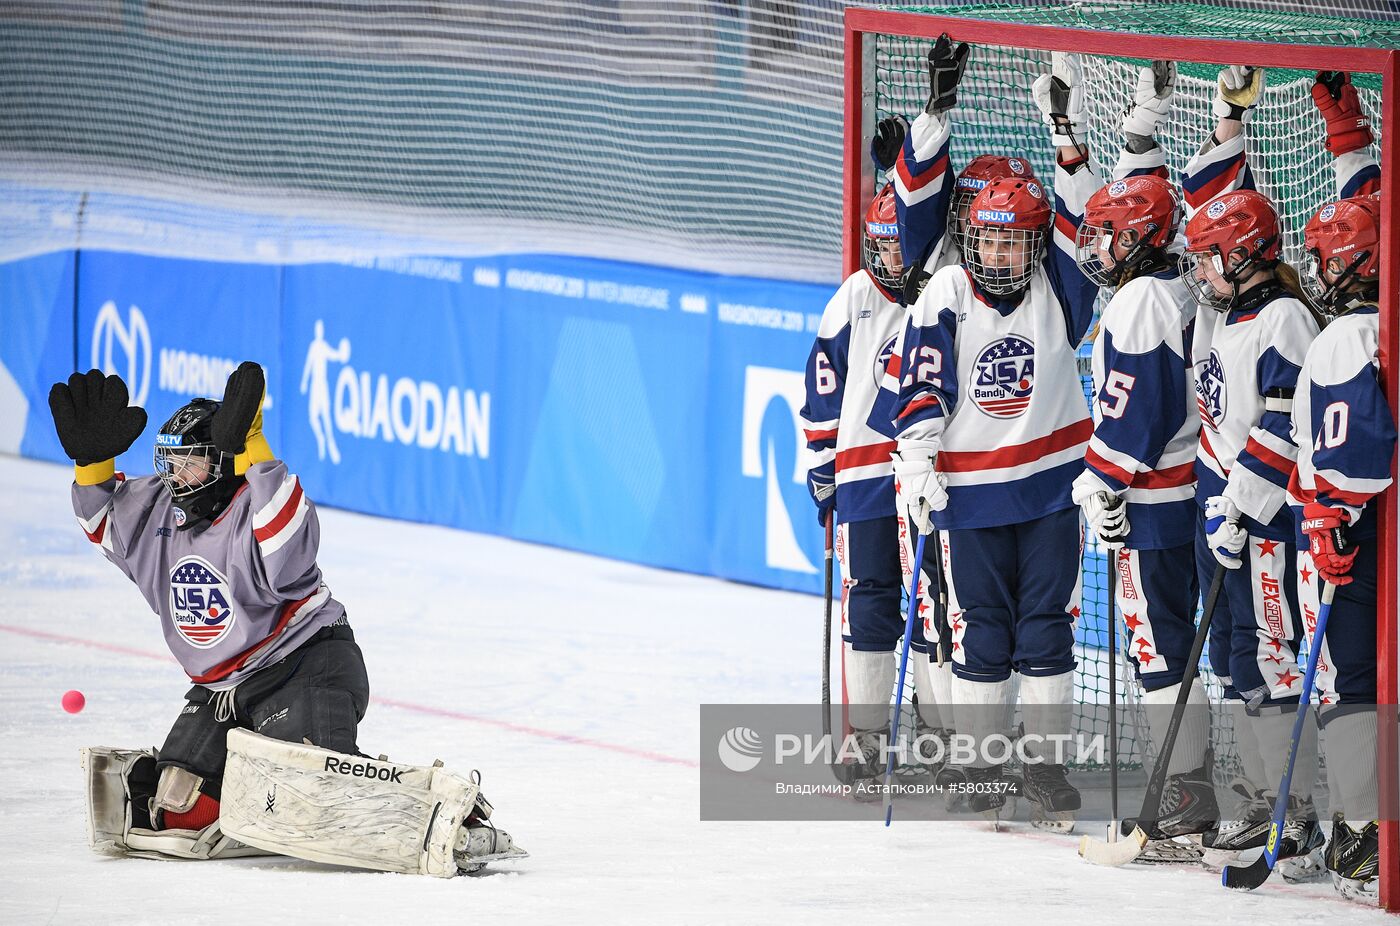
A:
[844,6,1400,910]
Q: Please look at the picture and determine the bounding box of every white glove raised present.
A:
[1204,495,1248,569]
[892,439,946,535]
[1213,65,1265,122]
[1122,60,1176,139]
[1071,469,1130,547]
[1032,52,1086,146]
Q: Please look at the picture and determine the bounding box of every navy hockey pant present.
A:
[1310,541,1379,707]
[1111,543,1200,691]
[839,514,928,655]
[937,506,1079,683]
[1196,516,1304,706]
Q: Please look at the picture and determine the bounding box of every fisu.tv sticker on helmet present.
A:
[1195,350,1227,432]
[1206,200,1228,220]
[970,335,1036,419]
[169,555,237,648]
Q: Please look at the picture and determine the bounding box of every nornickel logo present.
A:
[717,726,763,772]
[324,756,405,782]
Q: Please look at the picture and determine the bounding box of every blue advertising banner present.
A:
[73,252,283,477]
[0,251,76,464]
[7,247,850,599]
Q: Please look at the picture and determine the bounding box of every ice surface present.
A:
[0,455,1386,925]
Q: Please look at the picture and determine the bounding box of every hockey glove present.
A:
[1213,66,1265,122]
[1312,71,1373,156]
[1121,61,1175,144]
[48,370,148,477]
[1301,502,1357,586]
[925,33,970,116]
[870,115,908,172]
[1032,53,1087,148]
[891,439,946,535]
[1204,495,1248,570]
[212,361,271,474]
[901,263,932,305]
[807,461,837,528]
[1071,470,1130,546]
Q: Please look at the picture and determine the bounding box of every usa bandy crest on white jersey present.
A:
[969,335,1036,419]
[168,555,237,649]
[1195,349,1227,433]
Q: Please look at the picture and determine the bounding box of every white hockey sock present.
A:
[1019,671,1074,764]
[1227,702,1268,793]
[1252,705,1319,805]
[912,656,953,729]
[1323,710,1379,822]
[952,675,1013,768]
[845,646,896,732]
[1142,679,1209,776]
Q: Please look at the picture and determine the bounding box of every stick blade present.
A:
[1221,853,1272,890]
[1078,826,1148,867]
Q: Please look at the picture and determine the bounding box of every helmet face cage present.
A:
[948,185,982,261]
[154,443,231,500]
[1179,249,1233,311]
[1074,222,1141,288]
[863,229,903,292]
[1302,247,1373,317]
[968,225,1046,296]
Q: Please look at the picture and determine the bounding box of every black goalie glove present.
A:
[902,264,932,305]
[926,33,970,115]
[210,361,265,455]
[48,370,148,465]
[870,115,908,171]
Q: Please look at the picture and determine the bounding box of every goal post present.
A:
[845,6,1400,908]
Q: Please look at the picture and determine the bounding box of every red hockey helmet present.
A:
[950,154,1036,259]
[965,177,1050,296]
[862,183,904,291]
[1075,175,1182,287]
[1180,189,1282,310]
[1302,195,1380,313]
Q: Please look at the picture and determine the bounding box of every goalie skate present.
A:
[454,823,528,874]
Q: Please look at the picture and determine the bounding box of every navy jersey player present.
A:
[889,53,1100,827]
[52,363,522,876]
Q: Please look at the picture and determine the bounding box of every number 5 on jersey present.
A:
[1099,371,1136,420]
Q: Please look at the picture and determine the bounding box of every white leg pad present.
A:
[81,746,271,861]
[219,728,481,878]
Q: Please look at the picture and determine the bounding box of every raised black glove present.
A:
[870,115,908,171]
[902,264,932,305]
[48,369,148,465]
[926,33,970,115]
[210,361,265,455]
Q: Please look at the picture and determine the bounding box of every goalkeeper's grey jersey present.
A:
[72,460,345,689]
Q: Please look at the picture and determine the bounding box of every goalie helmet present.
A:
[862,184,904,293]
[1302,195,1379,315]
[1180,189,1282,311]
[153,398,242,529]
[1075,175,1181,288]
[965,177,1050,297]
[950,154,1036,260]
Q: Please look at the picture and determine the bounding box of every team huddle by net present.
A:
[801,36,1394,903]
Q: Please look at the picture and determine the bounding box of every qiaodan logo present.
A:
[717,727,764,772]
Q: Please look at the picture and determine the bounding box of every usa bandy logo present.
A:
[1195,350,1227,431]
[873,335,897,387]
[169,556,236,648]
[970,335,1035,418]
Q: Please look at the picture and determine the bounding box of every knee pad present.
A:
[81,746,273,861]
[219,728,524,878]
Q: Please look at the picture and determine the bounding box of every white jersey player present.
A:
[1179,66,1325,871]
[1071,61,1218,847]
[803,34,967,783]
[888,54,1100,827]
